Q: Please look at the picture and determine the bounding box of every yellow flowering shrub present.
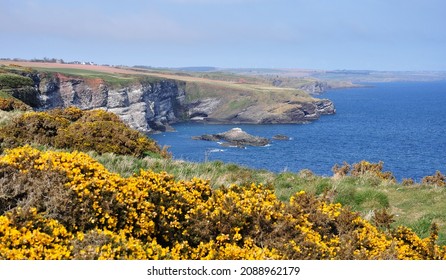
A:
[186,184,286,248]
[0,208,72,260]
[350,160,396,181]
[0,107,167,158]
[333,160,395,182]
[71,229,169,260]
[167,239,282,260]
[0,96,31,111]
[130,171,211,245]
[421,170,446,187]
[0,146,126,232]
[1,146,446,260]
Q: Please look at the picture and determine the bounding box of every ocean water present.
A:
[151,81,446,181]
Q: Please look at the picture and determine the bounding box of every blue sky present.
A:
[1,0,445,70]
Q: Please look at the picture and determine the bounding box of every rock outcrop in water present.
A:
[272,134,290,140]
[192,128,270,147]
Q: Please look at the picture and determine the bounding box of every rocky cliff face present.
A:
[37,73,186,132]
[297,81,330,95]
[12,71,335,133]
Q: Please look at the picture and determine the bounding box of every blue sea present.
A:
[151,81,446,181]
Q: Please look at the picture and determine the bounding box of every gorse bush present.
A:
[0,107,168,158]
[1,146,445,260]
[421,171,446,187]
[0,96,31,111]
[333,160,396,182]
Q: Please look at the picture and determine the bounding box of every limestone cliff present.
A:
[37,73,186,133]
[10,71,335,133]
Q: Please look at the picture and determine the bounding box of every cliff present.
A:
[3,66,335,132]
[36,73,186,133]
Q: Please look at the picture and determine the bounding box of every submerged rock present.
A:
[193,128,270,147]
[272,134,290,140]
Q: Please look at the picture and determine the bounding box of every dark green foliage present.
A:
[0,72,39,107]
[0,73,34,90]
[55,110,162,157]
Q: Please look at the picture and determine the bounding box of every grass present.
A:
[0,110,24,126]
[90,152,273,188]
[35,67,138,87]
[0,90,10,98]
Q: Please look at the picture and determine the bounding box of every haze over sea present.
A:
[152,81,446,181]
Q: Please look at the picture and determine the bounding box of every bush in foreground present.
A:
[0,107,168,158]
[1,146,445,260]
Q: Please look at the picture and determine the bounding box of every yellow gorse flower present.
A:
[0,146,445,260]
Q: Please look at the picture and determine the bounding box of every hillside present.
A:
[0,61,335,132]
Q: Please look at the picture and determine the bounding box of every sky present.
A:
[1,0,445,71]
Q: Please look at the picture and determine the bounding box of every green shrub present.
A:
[0,107,168,158]
[0,111,70,148]
[0,73,34,90]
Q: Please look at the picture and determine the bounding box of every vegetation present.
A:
[0,91,31,111]
[0,107,445,259]
[0,73,34,90]
[1,146,446,260]
[0,68,37,110]
[36,68,138,87]
[0,107,168,158]
[86,153,446,246]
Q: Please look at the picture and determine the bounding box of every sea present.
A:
[151,81,446,181]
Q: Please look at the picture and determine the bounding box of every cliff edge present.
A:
[1,63,335,132]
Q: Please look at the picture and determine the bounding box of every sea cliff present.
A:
[2,66,335,132]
